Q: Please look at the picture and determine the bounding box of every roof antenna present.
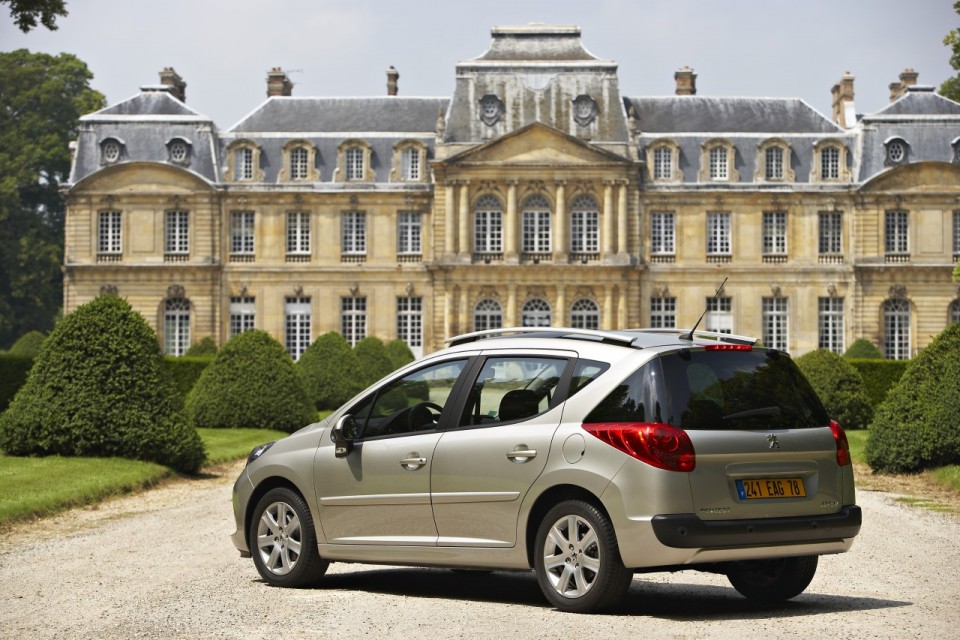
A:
[682,277,728,341]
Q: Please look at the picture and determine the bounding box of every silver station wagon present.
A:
[231,327,861,613]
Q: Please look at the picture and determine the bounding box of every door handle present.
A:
[400,456,427,470]
[506,448,537,463]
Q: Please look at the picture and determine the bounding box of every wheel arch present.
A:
[523,484,609,568]
[243,476,307,550]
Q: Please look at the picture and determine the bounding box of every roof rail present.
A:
[633,328,757,346]
[445,326,639,348]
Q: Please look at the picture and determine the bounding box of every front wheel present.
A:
[533,500,632,613]
[726,555,818,601]
[250,487,328,587]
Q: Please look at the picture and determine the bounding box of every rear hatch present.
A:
[658,346,844,521]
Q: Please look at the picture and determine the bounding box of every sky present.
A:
[1,0,957,129]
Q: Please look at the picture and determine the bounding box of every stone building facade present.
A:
[63,25,960,360]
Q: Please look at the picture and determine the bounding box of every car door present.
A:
[314,357,470,546]
[430,351,573,547]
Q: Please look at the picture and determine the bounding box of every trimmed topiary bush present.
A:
[185,336,218,357]
[354,336,396,388]
[297,332,365,410]
[8,331,46,358]
[844,338,883,359]
[0,353,33,412]
[385,339,415,370]
[185,330,314,432]
[867,322,960,473]
[0,295,205,473]
[794,349,873,430]
[846,359,908,407]
[162,356,213,409]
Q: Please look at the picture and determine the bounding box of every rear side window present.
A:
[586,349,828,430]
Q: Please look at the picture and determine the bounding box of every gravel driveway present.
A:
[1,461,957,640]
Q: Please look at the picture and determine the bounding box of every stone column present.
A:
[444,182,456,256]
[444,289,452,340]
[458,181,470,260]
[553,180,566,259]
[617,286,628,328]
[505,180,518,261]
[555,286,566,326]
[617,181,628,255]
[603,287,614,330]
[458,286,468,333]
[507,285,517,327]
[602,181,615,257]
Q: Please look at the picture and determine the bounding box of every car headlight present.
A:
[246,441,276,466]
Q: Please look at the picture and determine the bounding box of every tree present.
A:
[942,2,960,102]
[0,295,205,473]
[7,330,45,357]
[3,0,66,32]
[843,338,883,359]
[385,339,415,370]
[354,337,396,388]
[794,349,873,430]
[0,50,104,349]
[297,332,365,410]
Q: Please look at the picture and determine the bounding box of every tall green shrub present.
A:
[354,336,396,388]
[185,330,314,432]
[844,339,883,359]
[0,353,33,411]
[846,359,908,407]
[867,322,960,473]
[8,331,45,357]
[162,356,213,409]
[184,336,218,357]
[0,296,205,473]
[385,339,415,370]
[297,332,364,410]
[794,350,873,430]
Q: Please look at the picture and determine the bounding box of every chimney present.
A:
[889,68,918,102]
[831,72,856,128]
[387,66,400,96]
[159,67,186,102]
[267,68,293,97]
[674,66,697,96]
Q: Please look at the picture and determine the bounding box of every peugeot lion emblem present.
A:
[767,434,781,449]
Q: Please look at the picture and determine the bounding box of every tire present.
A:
[726,555,818,601]
[533,500,632,613]
[250,487,329,588]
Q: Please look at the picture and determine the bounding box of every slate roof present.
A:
[462,24,608,63]
[84,86,209,120]
[866,86,960,118]
[624,96,842,134]
[229,97,448,134]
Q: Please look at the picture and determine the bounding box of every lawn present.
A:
[0,428,286,527]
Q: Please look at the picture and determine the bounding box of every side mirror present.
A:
[332,414,357,458]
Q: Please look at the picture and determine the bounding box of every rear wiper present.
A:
[722,406,781,421]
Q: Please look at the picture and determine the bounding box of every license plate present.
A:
[737,478,806,500]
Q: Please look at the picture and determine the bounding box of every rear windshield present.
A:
[585,349,829,430]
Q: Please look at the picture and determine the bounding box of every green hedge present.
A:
[847,359,908,407]
[0,354,33,412]
[794,350,873,430]
[162,356,213,409]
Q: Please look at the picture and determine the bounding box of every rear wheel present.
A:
[250,487,328,587]
[726,555,818,601]
[533,500,632,613]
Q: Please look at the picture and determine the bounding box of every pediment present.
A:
[72,162,215,193]
[443,123,631,166]
[860,162,960,193]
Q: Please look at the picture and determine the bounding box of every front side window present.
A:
[459,356,567,426]
[818,297,844,353]
[707,212,731,255]
[397,211,422,255]
[230,211,255,255]
[650,297,676,328]
[653,146,673,180]
[705,297,732,334]
[164,210,189,255]
[570,298,599,330]
[287,212,311,255]
[885,210,909,255]
[397,296,423,349]
[164,297,190,356]
[474,195,503,254]
[570,195,599,254]
[342,211,366,255]
[473,298,503,332]
[229,296,255,337]
[819,211,843,255]
[762,297,788,351]
[883,298,911,360]
[401,148,420,181]
[98,210,122,254]
[762,211,787,256]
[290,146,309,180]
[521,298,551,327]
[341,296,366,347]
[345,147,364,181]
[285,296,311,360]
[651,212,675,255]
[709,146,729,181]
[522,196,551,254]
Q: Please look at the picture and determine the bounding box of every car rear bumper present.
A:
[650,505,862,549]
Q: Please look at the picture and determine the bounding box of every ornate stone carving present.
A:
[827,283,838,298]
[348,282,359,296]
[477,285,500,300]
[655,282,670,298]
[889,284,907,299]
[166,284,186,299]
[99,284,118,297]
[405,282,415,296]
[527,286,547,300]
[478,94,504,126]
[770,284,782,298]
[572,94,598,127]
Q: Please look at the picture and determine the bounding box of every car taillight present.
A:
[829,420,851,467]
[701,344,753,351]
[582,422,695,472]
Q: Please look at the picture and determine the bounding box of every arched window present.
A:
[570,299,599,330]
[522,195,551,254]
[345,146,364,181]
[164,298,190,356]
[570,195,599,255]
[290,146,309,180]
[473,298,503,332]
[521,299,551,327]
[474,195,503,255]
[883,298,911,360]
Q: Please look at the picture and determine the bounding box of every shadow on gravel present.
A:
[287,567,910,619]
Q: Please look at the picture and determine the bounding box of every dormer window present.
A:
[100,138,124,164]
[279,140,319,182]
[166,138,191,165]
[885,137,909,165]
[236,148,253,180]
[225,140,263,182]
[755,139,795,183]
[337,140,373,183]
[346,147,363,180]
[811,140,851,182]
[699,139,739,182]
[390,141,427,182]
[646,140,680,183]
